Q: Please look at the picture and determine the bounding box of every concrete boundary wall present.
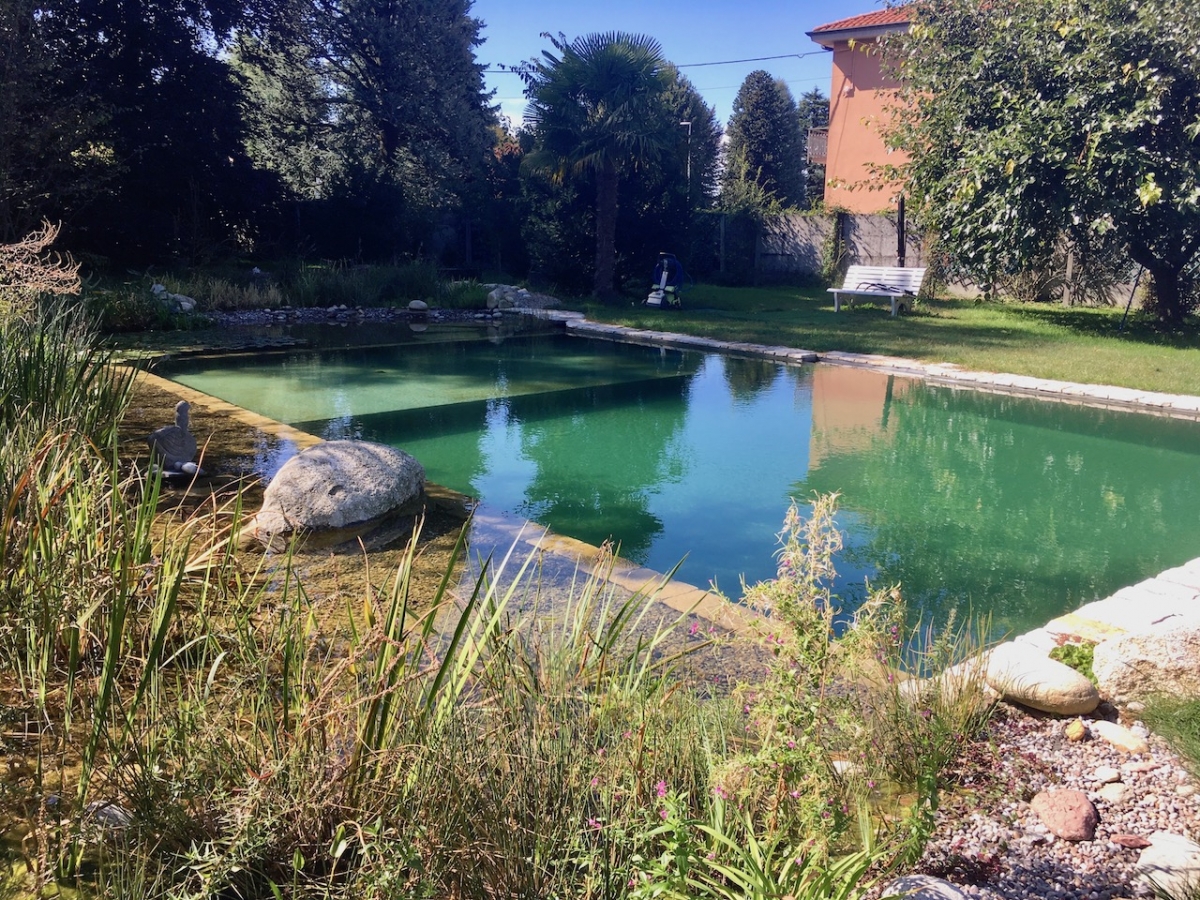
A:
[757,212,928,279]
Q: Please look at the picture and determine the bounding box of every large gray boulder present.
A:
[485,284,560,310]
[1092,617,1200,706]
[251,441,424,545]
[984,641,1100,716]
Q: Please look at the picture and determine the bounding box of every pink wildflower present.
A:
[655,780,668,799]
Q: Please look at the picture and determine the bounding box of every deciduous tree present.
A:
[0,0,113,241]
[888,0,1200,325]
[240,0,496,257]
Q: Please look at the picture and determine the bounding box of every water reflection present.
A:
[800,371,1200,636]
[160,330,1200,636]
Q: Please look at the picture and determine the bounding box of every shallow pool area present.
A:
[158,325,1200,637]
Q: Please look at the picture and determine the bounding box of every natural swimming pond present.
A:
[159,325,1200,637]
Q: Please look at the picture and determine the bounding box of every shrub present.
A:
[1049,641,1097,684]
[0,221,81,315]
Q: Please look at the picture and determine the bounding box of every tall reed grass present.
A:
[0,300,994,899]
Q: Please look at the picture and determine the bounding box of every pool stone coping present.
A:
[509,307,1200,421]
[1009,556,1200,655]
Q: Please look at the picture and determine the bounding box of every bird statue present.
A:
[146,400,201,478]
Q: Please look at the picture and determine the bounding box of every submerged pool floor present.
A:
[160,326,1200,637]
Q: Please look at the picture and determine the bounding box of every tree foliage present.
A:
[0,0,114,241]
[888,0,1200,325]
[238,0,496,258]
[0,0,500,265]
[721,71,806,211]
[52,0,270,260]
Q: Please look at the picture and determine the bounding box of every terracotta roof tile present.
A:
[809,7,912,34]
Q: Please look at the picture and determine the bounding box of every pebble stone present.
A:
[913,706,1200,900]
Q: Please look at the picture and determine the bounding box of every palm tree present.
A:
[522,32,674,300]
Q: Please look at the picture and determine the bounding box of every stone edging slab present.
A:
[509,308,1200,421]
[1016,557,1200,652]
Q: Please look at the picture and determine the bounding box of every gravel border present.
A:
[915,705,1199,900]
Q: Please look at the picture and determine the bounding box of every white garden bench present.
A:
[829,265,927,316]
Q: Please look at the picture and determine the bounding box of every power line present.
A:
[678,50,827,68]
[481,49,827,74]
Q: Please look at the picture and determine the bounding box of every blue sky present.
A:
[470,0,881,129]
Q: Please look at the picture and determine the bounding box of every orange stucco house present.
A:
[806,8,911,214]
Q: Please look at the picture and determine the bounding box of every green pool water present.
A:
[160,327,1200,637]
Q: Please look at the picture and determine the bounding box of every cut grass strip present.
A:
[576,286,1200,397]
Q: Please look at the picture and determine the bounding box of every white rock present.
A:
[1123,760,1160,775]
[898,658,994,709]
[1137,832,1200,898]
[984,641,1100,716]
[1091,719,1151,755]
[879,874,970,900]
[408,299,429,312]
[1097,782,1128,804]
[1093,617,1200,705]
[1013,627,1058,654]
[1093,766,1122,785]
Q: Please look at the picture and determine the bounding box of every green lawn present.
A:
[573,284,1200,396]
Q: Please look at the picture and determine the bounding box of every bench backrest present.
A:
[841,264,926,294]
